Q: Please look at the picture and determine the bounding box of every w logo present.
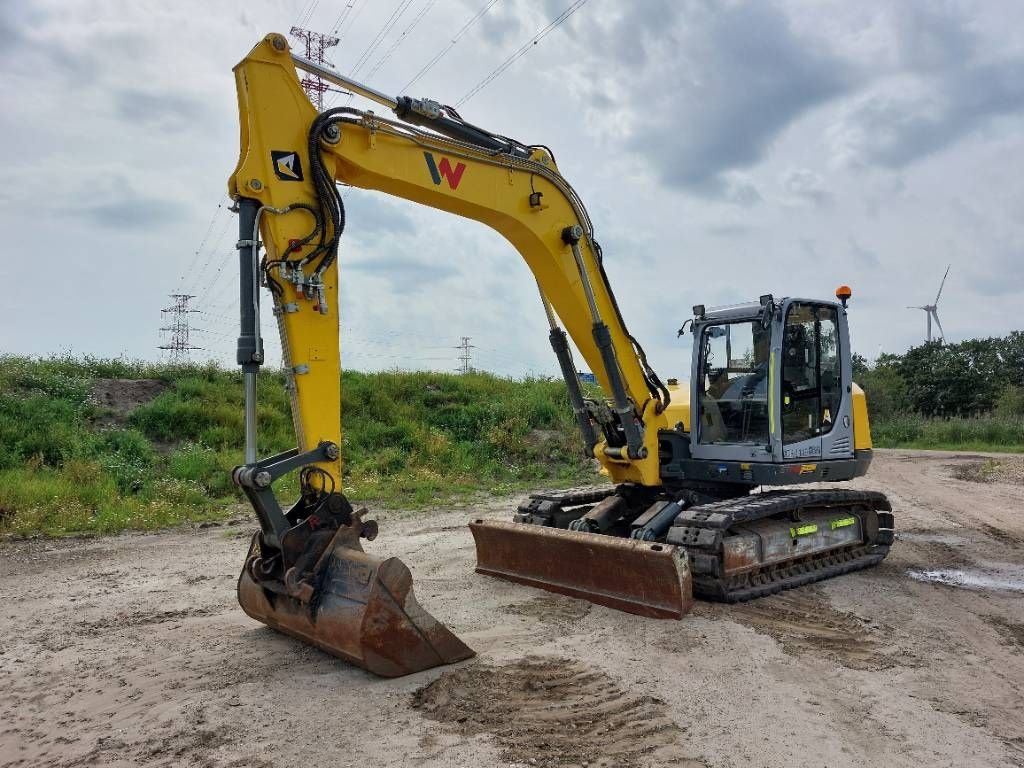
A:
[424,152,466,190]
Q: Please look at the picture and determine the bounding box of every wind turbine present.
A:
[907,265,950,343]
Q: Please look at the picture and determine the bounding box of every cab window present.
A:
[697,321,770,445]
[782,303,841,444]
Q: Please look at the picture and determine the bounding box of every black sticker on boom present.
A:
[271,151,303,181]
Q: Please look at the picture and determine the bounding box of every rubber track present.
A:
[681,488,894,602]
[680,488,892,527]
[695,544,890,602]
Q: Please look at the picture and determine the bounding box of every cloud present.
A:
[72,196,186,229]
[3,0,1023,375]
[968,244,1024,298]
[799,238,819,261]
[717,175,762,207]
[706,223,755,238]
[611,1,852,198]
[847,238,880,269]
[782,168,832,206]
[112,88,209,131]
[342,193,417,239]
[828,4,1024,168]
[475,0,528,47]
[345,255,458,293]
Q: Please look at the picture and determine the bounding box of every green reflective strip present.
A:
[790,523,818,538]
[831,516,856,530]
[769,350,776,436]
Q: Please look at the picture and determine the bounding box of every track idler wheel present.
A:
[238,511,474,677]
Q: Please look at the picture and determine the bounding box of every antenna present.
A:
[159,294,202,363]
[455,336,475,374]
[906,265,950,343]
[289,27,341,110]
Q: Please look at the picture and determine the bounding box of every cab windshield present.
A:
[698,320,770,445]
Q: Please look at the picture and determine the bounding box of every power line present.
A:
[297,0,322,27]
[330,0,365,38]
[455,0,589,108]
[186,216,233,293]
[365,0,438,82]
[401,0,499,92]
[348,0,416,80]
[176,200,229,288]
[194,249,236,308]
[324,0,416,109]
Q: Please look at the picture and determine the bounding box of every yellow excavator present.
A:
[227,34,895,677]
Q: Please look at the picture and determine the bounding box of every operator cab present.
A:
[661,293,864,487]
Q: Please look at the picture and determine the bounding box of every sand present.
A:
[1,449,1022,767]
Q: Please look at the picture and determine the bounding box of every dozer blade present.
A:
[238,529,474,678]
[470,519,694,619]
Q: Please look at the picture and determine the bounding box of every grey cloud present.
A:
[620,1,851,198]
[2,9,130,85]
[476,1,528,47]
[831,5,1024,168]
[0,5,94,81]
[783,169,832,207]
[706,223,754,238]
[719,176,761,207]
[0,6,25,50]
[345,256,458,293]
[969,246,1024,298]
[113,88,209,131]
[72,196,186,230]
[891,4,975,74]
[800,239,819,260]
[343,194,418,239]
[848,238,880,269]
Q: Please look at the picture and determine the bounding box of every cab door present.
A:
[779,301,849,461]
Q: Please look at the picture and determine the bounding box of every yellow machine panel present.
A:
[851,382,873,451]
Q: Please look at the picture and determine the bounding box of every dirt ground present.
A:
[2,449,1023,768]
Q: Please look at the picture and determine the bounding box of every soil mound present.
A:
[91,378,168,423]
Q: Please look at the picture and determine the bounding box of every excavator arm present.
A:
[227,34,692,677]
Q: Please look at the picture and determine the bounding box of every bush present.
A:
[995,385,1024,418]
[856,365,909,422]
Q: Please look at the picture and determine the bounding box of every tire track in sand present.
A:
[413,656,706,768]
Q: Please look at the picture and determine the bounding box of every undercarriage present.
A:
[472,484,894,613]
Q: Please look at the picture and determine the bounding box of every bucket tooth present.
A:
[238,530,474,678]
[470,519,693,619]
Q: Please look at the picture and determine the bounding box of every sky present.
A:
[1,0,1022,379]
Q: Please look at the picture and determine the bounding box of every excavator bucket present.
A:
[469,520,694,619]
[237,525,474,677]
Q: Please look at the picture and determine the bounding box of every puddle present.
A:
[897,532,968,547]
[908,565,1024,593]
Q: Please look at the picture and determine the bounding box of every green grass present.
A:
[11,353,1016,539]
[0,355,597,537]
[872,413,1024,453]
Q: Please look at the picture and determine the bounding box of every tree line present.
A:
[853,331,1024,420]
